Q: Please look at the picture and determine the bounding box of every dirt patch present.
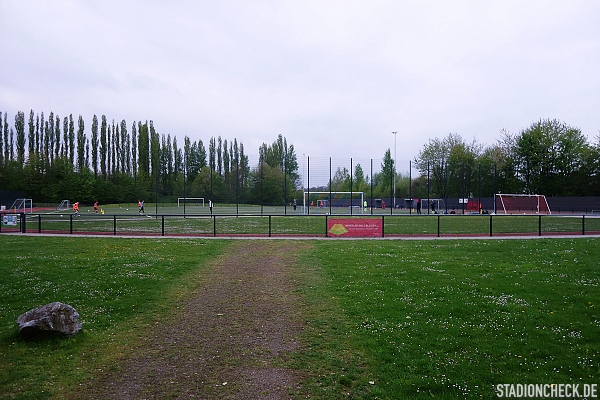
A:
[82,241,310,399]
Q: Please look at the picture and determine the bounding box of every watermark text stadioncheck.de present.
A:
[496,384,598,398]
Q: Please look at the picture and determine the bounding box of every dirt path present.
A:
[83,241,309,399]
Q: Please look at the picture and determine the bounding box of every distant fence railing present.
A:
[2,212,600,238]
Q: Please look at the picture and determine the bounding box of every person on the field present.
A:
[73,201,79,216]
[140,200,145,214]
[209,199,213,215]
[293,199,297,211]
[93,201,98,214]
[416,199,421,214]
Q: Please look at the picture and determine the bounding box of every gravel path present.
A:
[82,241,308,399]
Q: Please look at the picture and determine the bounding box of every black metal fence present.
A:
[2,212,600,238]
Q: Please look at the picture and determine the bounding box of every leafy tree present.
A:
[515,119,587,195]
[373,149,394,198]
[354,163,370,193]
[259,134,300,189]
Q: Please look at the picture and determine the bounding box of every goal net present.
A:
[57,200,70,211]
[495,194,551,214]
[178,197,204,207]
[303,192,365,214]
[10,198,33,213]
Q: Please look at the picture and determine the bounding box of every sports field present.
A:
[3,202,600,237]
[1,236,598,398]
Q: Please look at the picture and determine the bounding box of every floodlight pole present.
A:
[392,131,397,209]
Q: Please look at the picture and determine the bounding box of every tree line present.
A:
[0,110,301,206]
[412,119,600,199]
[1,110,598,208]
[299,119,599,203]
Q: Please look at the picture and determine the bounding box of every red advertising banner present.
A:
[327,218,383,237]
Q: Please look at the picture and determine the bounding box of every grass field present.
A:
[4,203,600,237]
[1,236,599,398]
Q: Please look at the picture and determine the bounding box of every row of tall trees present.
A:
[2,111,598,208]
[413,119,600,199]
[0,110,302,206]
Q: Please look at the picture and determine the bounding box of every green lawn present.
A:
[295,238,600,398]
[0,236,599,399]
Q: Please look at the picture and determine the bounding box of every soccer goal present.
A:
[303,192,365,214]
[178,197,205,207]
[9,198,33,213]
[57,200,71,211]
[495,194,551,214]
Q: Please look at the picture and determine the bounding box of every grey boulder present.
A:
[17,302,82,337]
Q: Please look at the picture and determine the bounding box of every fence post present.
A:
[582,215,585,235]
[381,215,385,238]
[437,215,440,237]
[21,213,27,233]
[38,214,42,233]
[269,215,272,237]
[489,214,493,237]
[114,215,117,235]
[162,215,165,236]
[69,214,73,234]
[538,215,542,236]
[213,215,216,237]
[325,215,328,237]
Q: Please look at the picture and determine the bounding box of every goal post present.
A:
[10,198,33,213]
[303,191,365,214]
[177,197,204,207]
[57,200,70,211]
[495,194,551,214]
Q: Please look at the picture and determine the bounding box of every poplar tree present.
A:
[131,121,137,178]
[76,115,85,170]
[54,114,61,161]
[28,110,34,155]
[217,136,223,176]
[91,115,99,177]
[15,111,26,166]
[0,112,3,166]
[100,115,107,179]
[47,111,55,165]
[68,114,75,165]
[120,120,127,174]
[62,116,68,158]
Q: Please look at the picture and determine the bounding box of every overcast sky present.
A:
[2,0,599,174]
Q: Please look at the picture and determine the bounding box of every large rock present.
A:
[17,302,82,337]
